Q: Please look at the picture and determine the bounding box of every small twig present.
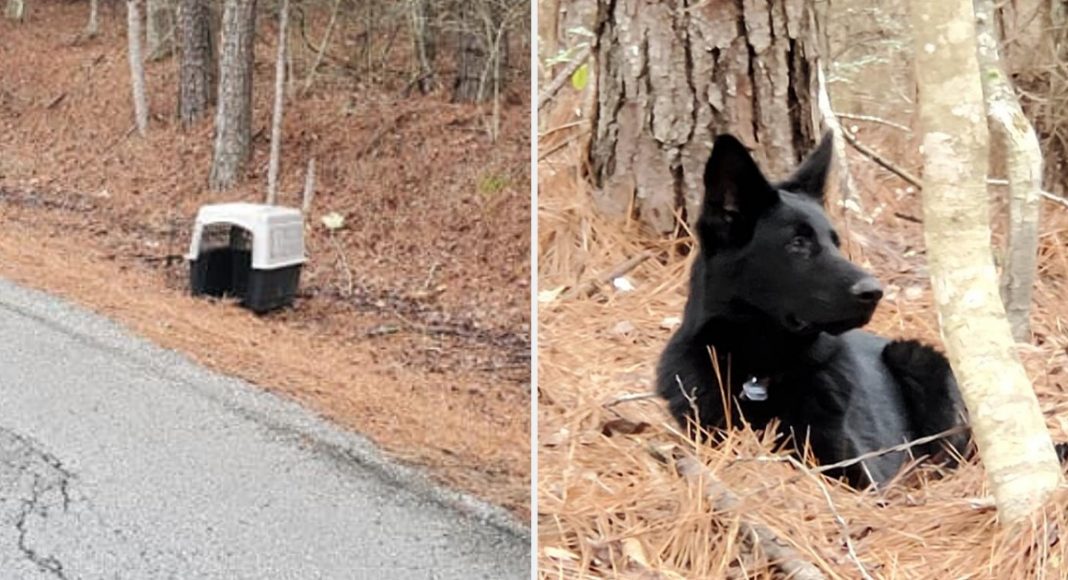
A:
[560,250,654,300]
[781,455,875,580]
[849,138,1068,212]
[892,212,923,224]
[834,112,912,133]
[814,425,966,476]
[537,46,591,111]
[676,455,827,580]
[538,132,580,161]
[45,93,67,109]
[302,158,316,214]
[1040,190,1068,209]
[840,129,923,189]
[538,120,588,139]
[327,231,354,297]
[602,392,658,409]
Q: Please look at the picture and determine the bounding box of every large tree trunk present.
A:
[453,4,487,103]
[178,0,216,125]
[909,0,1061,525]
[589,0,823,234]
[127,0,150,135]
[975,0,1043,342]
[209,0,257,191]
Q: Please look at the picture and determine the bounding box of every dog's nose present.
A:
[850,277,883,304]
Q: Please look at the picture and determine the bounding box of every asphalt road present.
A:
[0,279,529,579]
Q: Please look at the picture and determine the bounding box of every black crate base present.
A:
[190,248,301,314]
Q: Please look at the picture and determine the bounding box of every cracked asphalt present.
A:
[0,279,530,579]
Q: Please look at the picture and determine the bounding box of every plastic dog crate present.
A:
[186,203,306,313]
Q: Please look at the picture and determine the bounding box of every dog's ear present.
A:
[778,131,834,200]
[698,134,777,248]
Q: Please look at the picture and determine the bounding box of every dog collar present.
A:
[741,376,770,401]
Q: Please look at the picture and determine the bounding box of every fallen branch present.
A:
[845,137,1068,213]
[780,455,875,580]
[675,455,828,580]
[560,250,654,300]
[840,129,922,188]
[730,425,968,477]
[602,391,658,409]
[537,46,591,111]
[1041,190,1068,209]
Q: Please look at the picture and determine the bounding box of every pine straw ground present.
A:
[537,128,1068,577]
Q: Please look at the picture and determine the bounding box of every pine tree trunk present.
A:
[178,0,216,125]
[909,0,1061,525]
[209,0,257,191]
[127,0,150,135]
[975,0,1043,342]
[589,0,823,234]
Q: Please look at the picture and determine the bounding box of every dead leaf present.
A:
[622,537,650,568]
[601,418,650,437]
[543,428,570,447]
[543,546,578,561]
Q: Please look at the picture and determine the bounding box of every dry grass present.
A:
[537,122,1068,577]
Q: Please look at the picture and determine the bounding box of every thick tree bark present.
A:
[266,0,288,205]
[127,0,150,135]
[178,0,216,125]
[590,0,823,234]
[975,0,1043,342]
[146,0,174,60]
[209,0,257,191]
[453,3,487,102]
[909,0,1061,524]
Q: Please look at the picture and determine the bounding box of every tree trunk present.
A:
[127,0,150,135]
[975,0,1043,342]
[266,0,288,205]
[408,0,436,93]
[209,0,257,191]
[86,0,99,37]
[4,0,24,21]
[146,0,175,60]
[178,0,216,125]
[453,3,487,102]
[909,0,1061,525]
[589,0,823,234]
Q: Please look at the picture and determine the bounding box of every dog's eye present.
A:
[830,231,841,248]
[787,235,810,253]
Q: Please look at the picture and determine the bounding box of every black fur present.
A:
[657,133,973,488]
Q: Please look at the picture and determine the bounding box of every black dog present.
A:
[656,133,972,487]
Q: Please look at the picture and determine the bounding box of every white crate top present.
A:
[186,202,306,270]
